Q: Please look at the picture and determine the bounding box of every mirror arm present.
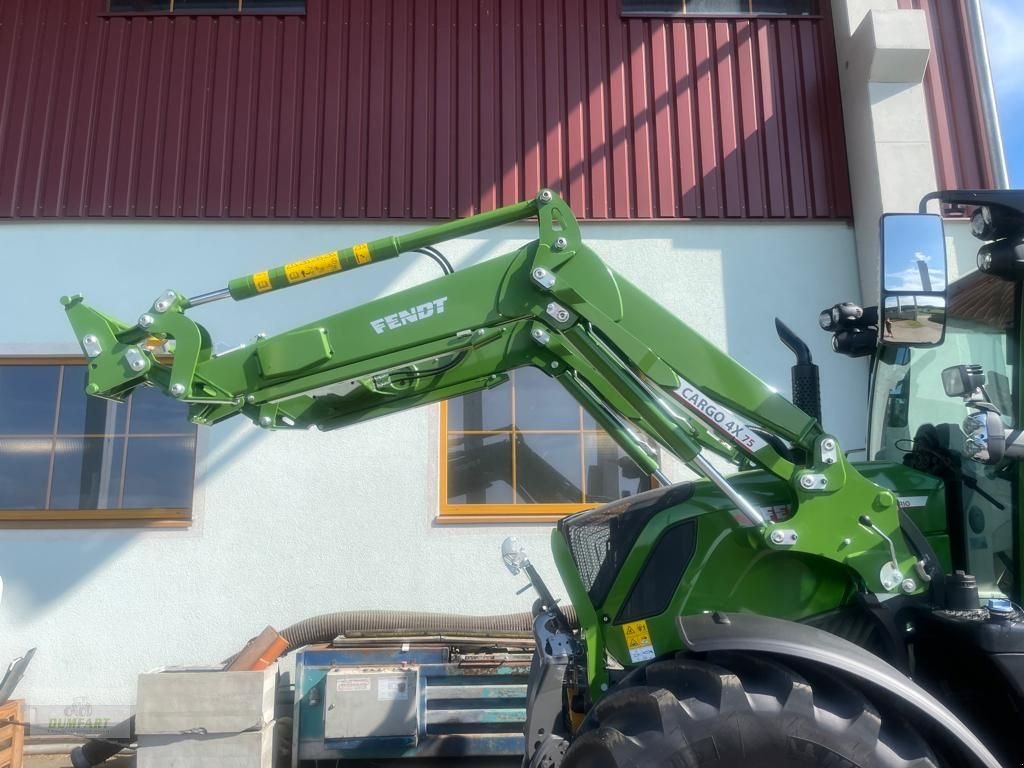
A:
[1003,431,1024,460]
[919,189,1024,216]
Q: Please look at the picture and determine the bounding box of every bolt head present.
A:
[800,475,814,489]
[537,189,553,203]
[259,415,273,427]
[901,579,917,594]
[553,237,568,251]
[130,360,145,372]
[770,530,785,544]
[822,438,836,451]
[138,314,155,329]
[532,268,546,280]
[246,394,256,404]
[169,383,185,397]
[550,361,559,369]
[86,383,99,394]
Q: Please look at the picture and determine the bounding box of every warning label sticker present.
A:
[622,619,656,663]
[671,377,767,454]
[378,676,410,701]
[336,678,371,693]
[352,243,373,265]
[284,251,342,284]
[253,270,272,293]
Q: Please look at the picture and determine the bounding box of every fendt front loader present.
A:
[62,188,1024,767]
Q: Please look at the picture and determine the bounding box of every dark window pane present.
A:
[447,381,512,432]
[0,438,51,509]
[110,0,172,10]
[514,368,579,431]
[243,0,305,10]
[752,0,815,14]
[173,0,237,10]
[584,432,652,504]
[58,367,128,435]
[685,0,746,13]
[128,386,193,434]
[122,436,195,508]
[515,433,582,504]
[448,433,513,504]
[0,366,59,435]
[622,0,683,13]
[623,0,814,15]
[50,438,125,509]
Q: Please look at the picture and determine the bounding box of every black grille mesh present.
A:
[559,483,696,607]
[564,508,618,593]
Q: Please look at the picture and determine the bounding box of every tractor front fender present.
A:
[678,612,1002,768]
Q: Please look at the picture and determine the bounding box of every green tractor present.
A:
[63,188,1024,767]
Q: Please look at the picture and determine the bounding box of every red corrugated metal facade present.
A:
[0,0,851,220]
[898,0,995,191]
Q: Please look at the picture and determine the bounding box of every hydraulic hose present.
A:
[71,607,577,766]
[280,607,579,651]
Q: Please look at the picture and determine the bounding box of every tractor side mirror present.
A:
[881,213,948,347]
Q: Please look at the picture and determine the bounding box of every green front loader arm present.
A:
[62,191,922,642]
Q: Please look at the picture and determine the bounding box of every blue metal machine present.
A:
[293,638,534,764]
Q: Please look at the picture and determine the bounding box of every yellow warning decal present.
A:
[622,619,656,662]
[353,242,372,265]
[622,619,652,649]
[253,271,272,293]
[284,251,342,284]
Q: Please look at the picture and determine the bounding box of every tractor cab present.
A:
[871,269,1016,597]
[826,190,1024,600]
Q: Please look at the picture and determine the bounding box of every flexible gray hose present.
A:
[280,607,578,651]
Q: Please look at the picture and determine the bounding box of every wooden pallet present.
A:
[0,700,24,768]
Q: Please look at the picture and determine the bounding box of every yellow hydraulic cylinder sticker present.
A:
[353,242,372,265]
[253,271,272,293]
[622,619,655,663]
[284,251,342,284]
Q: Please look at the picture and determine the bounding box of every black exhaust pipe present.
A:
[775,318,822,423]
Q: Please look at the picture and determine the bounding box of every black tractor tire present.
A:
[562,651,939,768]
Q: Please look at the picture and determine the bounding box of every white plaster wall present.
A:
[0,218,863,707]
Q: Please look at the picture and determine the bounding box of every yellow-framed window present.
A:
[439,367,654,523]
[0,357,196,528]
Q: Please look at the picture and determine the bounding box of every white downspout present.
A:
[965,0,1010,188]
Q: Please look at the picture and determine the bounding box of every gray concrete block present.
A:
[136,665,277,736]
[137,723,274,768]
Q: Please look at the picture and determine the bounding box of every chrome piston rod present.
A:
[692,451,765,527]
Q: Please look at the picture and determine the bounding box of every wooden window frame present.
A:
[620,0,820,19]
[105,0,306,17]
[438,372,654,524]
[0,356,196,529]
